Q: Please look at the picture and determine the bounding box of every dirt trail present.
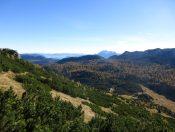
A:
[51,90,95,123]
[0,71,25,96]
[141,85,175,113]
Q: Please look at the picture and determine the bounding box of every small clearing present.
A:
[0,71,25,96]
[141,85,175,113]
[51,90,95,123]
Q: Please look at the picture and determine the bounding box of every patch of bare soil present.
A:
[0,71,25,96]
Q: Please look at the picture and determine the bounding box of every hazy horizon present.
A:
[0,0,175,53]
[11,48,175,55]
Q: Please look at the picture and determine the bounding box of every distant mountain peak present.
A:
[98,50,118,58]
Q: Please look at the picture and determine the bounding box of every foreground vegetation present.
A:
[0,49,175,131]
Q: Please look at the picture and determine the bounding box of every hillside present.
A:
[49,49,175,102]
[47,62,143,95]
[21,54,58,64]
[51,90,95,123]
[57,55,104,64]
[0,71,25,96]
[110,48,175,66]
[1,49,175,131]
[141,85,175,113]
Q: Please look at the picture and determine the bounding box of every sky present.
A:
[0,0,175,54]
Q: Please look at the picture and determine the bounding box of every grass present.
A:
[141,85,175,113]
[0,71,25,97]
[51,89,95,123]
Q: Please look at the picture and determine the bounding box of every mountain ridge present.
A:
[57,55,105,64]
[110,48,175,66]
[21,54,59,64]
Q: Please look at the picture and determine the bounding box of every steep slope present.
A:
[51,90,95,123]
[0,70,95,123]
[142,85,175,113]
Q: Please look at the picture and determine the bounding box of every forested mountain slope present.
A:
[1,49,175,131]
[110,48,175,66]
[47,62,143,95]
[57,55,104,64]
[49,48,175,102]
[48,59,175,103]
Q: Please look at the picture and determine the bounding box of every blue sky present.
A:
[0,0,175,53]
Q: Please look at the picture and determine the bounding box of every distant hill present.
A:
[21,54,58,64]
[22,50,118,60]
[57,55,104,64]
[98,50,118,58]
[21,54,46,60]
[41,53,84,59]
[21,50,118,64]
[110,48,175,66]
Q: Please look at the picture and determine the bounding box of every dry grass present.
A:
[101,106,114,113]
[106,93,113,96]
[0,71,25,97]
[141,85,175,113]
[146,108,158,114]
[119,95,136,100]
[146,108,173,118]
[51,90,95,123]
